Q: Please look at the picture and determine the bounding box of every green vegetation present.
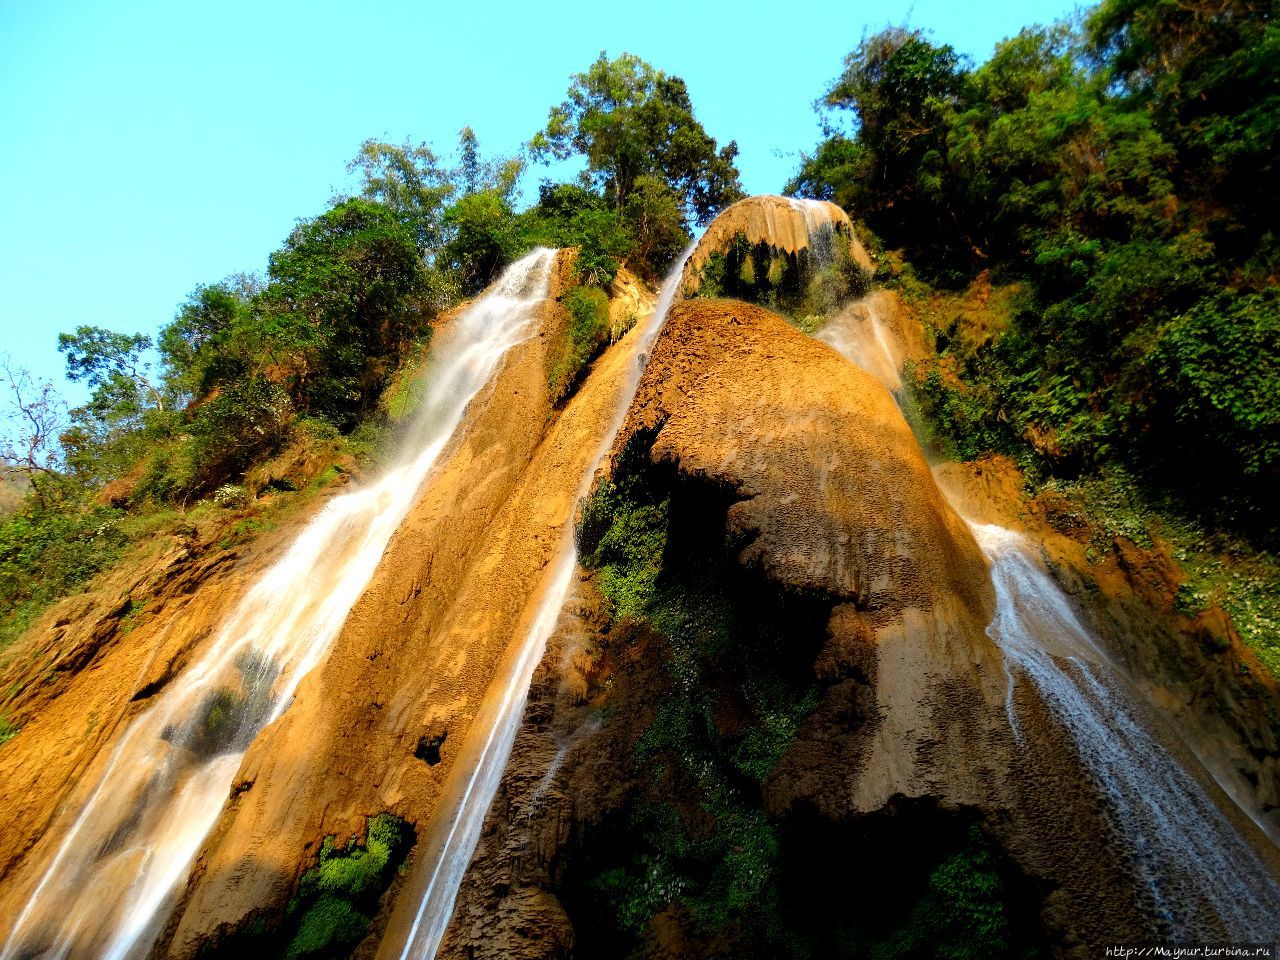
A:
[204,812,415,960]
[574,436,817,944]
[688,231,871,326]
[790,3,1280,522]
[548,285,614,404]
[0,506,126,648]
[0,712,19,746]
[532,52,743,235]
[578,455,808,947]
[1038,469,1280,678]
[283,813,414,960]
[867,827,1033,960]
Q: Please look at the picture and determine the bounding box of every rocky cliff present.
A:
[431,232,1280,956]
[2,198,1278,960]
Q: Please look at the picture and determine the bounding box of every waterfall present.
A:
[787,196,838,266]
[383,241,699,960]
[817,298,1280,939]
[0,248,557,960]
[815,292,904,395]
[972,523,1280,939]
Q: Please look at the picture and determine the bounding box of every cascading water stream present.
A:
[814,293,904,395]
[787,196,838,266]
[972,523,1280,939]
[0,248,557,960]
[817,290,1280,938]
[384,241,699,960]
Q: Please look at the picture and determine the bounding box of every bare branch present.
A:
[0,354,68,510]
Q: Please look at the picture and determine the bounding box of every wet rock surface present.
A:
[434,297,1201,958]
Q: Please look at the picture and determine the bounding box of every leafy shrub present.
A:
[906,363,1018,463]
[0,505,126,649]
[548,285,613,403]
[285,896,368,960]
[1155,290,1280,478]
[870,827,1027,960]
[190,377,293,491]
[520,183,635,287]
[284,813,415,960]
[689,231,871,325]
[576,436,669,623]
[441,190,523,296]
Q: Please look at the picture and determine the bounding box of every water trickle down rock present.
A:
[679,194,872,298]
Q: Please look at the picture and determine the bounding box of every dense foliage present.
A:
[688,231,871,329]
[204,813,415,960]
[789,3,1280,518]
[532,52,744,228]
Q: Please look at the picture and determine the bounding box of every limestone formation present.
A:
[680,194,872,296]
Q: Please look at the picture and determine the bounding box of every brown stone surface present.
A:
[158,251,657,957]
[619,298,1006,811]
[680,194,873,294]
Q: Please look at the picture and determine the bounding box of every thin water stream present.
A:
[0,249,557,960]
[974,523,1280,939]
[383,241,698,960]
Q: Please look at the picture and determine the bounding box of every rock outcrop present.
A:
[680,195,872,297]
[431,298,1161,958]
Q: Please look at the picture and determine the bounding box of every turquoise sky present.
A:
[0,0,1082,396]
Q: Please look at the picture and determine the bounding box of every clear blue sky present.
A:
[0,0,1081,397]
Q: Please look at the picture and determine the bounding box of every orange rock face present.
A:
[609,297,1009,812]
[680,194,873,294]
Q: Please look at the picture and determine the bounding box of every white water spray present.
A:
[787,197,840,265]
[972,523,1280,939]
[386,242,699,960]
[0,249,557,960]
[815,292,904,394]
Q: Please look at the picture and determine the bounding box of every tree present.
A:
[1088,0,1280,263]
[519,182,634,286]
[262,198,430,425]
[349,139,455,253]
[58,325,165,420]
[455,126,523,199]
[622,174,689,275]
[441,190,523,295]
[816,28,971,274]
[786,135,866,210]
[158,282,249,403]
[0,357,67,510]
[531,52,743,226]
